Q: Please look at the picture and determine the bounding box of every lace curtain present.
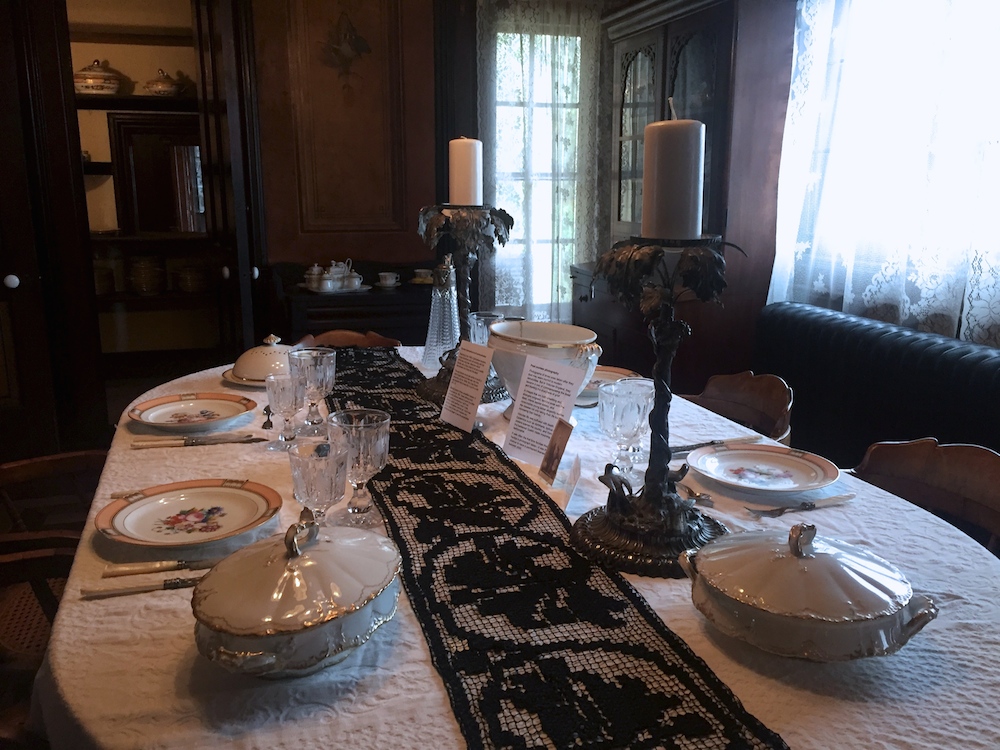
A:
[769,0,1000,344]
[477,0,610,322]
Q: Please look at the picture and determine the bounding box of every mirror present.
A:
[108,112,206,234]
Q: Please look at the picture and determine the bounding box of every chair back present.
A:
[682,370,793,444]
[851,438,1000,554]
[298,330,402,348]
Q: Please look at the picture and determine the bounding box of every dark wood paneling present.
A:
[671,0,796,393]
[253,0,436,265]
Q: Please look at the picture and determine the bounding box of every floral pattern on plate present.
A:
[154,506,227,535]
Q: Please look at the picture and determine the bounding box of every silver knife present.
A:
[130,433,266,449]
[80,575,205,600]
[670,435,762,455]
[102,558,223,578]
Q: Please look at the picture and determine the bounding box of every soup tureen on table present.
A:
[678,522,937,661]
[191,515,401,678]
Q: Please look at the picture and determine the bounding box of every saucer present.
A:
[376,281,400,289]
[410,277,433,285]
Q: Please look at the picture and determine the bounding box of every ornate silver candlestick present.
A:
[570,234,743,578]
[415,204,514,405]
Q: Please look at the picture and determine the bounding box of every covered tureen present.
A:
[679,523,937,661]
[192,515,401,678]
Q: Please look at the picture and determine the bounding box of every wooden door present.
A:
[251,0,437,266]
[0,0,108,462]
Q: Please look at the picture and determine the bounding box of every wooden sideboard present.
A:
[571,262,656,378]
[281,281,433,346]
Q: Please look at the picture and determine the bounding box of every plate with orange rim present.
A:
[128,392,257,432]
[95,478,282,548]
[576,366,642,408]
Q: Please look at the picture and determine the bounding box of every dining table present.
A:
[29,345,1000,749]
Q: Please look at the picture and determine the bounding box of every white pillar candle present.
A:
[640,119,705,240]
[449,137,483,206]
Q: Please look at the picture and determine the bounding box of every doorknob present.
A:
[252,267,259,280]
[3,274,20,289]
[221,266,230,280]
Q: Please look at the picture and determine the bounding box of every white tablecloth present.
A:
[31,347,1000,749]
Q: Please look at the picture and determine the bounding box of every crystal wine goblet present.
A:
[597,380,649,479]
[287,348,337,438]
[264,373,303,451]
[617,377,655,469]
[327,408,391,529]
[288,441,348,526]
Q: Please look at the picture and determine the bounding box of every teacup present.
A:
[379,272,399,286]
[342,272,363,290]
[414,268,432,279]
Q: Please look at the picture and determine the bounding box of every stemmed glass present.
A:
[618,377,656,469]
[287,348,337,438]
[597,380,652,479]
[264,374,303,451]
[288,441,349,525]
[327,408,391,528]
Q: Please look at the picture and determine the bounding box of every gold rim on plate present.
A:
[128,392,257,432]
[95,478,282,547]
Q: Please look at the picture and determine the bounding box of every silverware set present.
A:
[130,432,266,449]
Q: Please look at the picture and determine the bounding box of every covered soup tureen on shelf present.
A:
[192,514,401,678]
[73,59,122,95]
[678,522,938,662]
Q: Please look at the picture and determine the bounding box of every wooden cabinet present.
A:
[572,262,656,377]
[70,12,255,378]
[607,1,735,242]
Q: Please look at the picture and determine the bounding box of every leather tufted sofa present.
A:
[752,302,1000,468]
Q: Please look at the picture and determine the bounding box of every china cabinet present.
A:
[608,0,734,243]
[69,5,257,381]
[581,0,796,394]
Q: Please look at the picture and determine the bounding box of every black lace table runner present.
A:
[331,348,787,750]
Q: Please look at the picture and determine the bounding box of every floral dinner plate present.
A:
[128,392,257,432]
[686,444,840,494]
[95,478,282,548]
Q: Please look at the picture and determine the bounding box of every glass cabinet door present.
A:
[611,29,663,242]
[666,2,734,236]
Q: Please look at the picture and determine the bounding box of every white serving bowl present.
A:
[192,520,401,678]
[678,523,937,661]
[230,334,294,383]
[487,321,602,412]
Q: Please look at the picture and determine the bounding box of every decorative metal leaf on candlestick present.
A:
[415,204,515,405]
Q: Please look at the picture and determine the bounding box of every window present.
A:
[770,0,1000,344]
[478,0,607,322]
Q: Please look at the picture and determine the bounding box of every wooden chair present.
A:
[0,451,105,746]
[297,330,402,348]
[851,438,1000,555]
[681,370,793,444]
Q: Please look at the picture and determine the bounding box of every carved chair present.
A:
[297,330,402,348]
[0,450,106,746]
[681,370,793,444]
[850,438,1000,555]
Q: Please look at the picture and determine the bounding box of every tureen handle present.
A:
[284,514,320,558]
[788,523,817,557]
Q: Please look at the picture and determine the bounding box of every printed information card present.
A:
[503,355,586,467]
[440,340,494,433]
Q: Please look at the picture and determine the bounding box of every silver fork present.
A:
[745,493,855,518]
[678,483,713,507]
